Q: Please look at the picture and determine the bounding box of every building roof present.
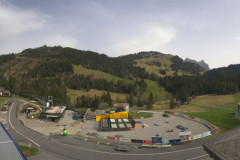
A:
[0,123,27,160]
[3,90,10,94]
[22,103,41,111]
[0,87,5,92]
[45,105,66,114]
[114,103,129,107]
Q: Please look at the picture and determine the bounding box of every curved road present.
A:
[8,99,210,160]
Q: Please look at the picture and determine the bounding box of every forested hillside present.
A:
[20,46,149,79]
[0,45,238,111]
[0,46,156,109]
[159,64,240,104]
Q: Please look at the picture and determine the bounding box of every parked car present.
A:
[162,113,170,117]
[176,125,188,130]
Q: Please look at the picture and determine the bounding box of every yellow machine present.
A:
[96,111,128,122]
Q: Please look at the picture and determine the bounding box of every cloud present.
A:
[106,26,177,56]
[234,36,240,40]
[0,0,47,38]
[193,23,206,30]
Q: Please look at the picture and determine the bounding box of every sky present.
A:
[1,0,240,69]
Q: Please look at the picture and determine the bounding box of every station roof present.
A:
[114,103,129,107]
[45,105,66,114]
[0,123,27,160]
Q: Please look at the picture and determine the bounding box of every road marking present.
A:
[186,154,209,160]
[215,133,240,144]
[0,141,13,144]
[8,101,41,147]
[51,139,203,156]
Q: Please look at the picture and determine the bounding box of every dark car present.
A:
[162,113,170,117]
[176,125,188,130]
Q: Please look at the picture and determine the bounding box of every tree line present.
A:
[0,76,69,105]
[65,75,147,95]
[74,92,112,109]
[0,54,15,66]
[25,60,73,78]
[159,64,240,104]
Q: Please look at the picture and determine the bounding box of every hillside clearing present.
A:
[143,80,169,100]
[190,94,235,108]
[68,89,127,104]
[73,65,134,84]
[187,107,240,132]
[185,93,240,132]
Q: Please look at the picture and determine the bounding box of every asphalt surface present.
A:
[7,99,214,160]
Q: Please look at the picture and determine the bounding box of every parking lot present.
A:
[20,109,211,141]
[80,113,211,140]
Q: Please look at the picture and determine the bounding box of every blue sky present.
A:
[1,0,240,69]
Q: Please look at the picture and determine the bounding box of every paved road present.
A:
[8,99,211,160]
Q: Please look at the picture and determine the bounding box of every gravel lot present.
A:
[79,113,211,140]
[19,110,82,136]
[20,110,210,140]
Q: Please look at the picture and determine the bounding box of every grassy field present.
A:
[128,112,153,118]
[68,79,170,109]
[68,89,127,104]
[134,54,195,77]
[71,65,172,109]
[143,80,169,99]
[135,54,173,77]
[18,145,38,157]
[185,93,240,132]
[190,94,236,108]
[187,106,240,132]
[73,65,134,84]
[165,104,208,113]
[0,97,13,110]
[14,95,45,106]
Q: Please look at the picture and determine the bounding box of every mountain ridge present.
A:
[185,58,210,70]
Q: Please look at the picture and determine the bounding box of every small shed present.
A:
[114,103,129,112]
[2,90,10,95]
[0,87,4,95]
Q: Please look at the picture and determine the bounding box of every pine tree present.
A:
[170,97,175,109]
[127,93,134,107]
[106,91,112,107]
[137,98,143,107]
[148,92,154,105]
[146,92,154,110]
